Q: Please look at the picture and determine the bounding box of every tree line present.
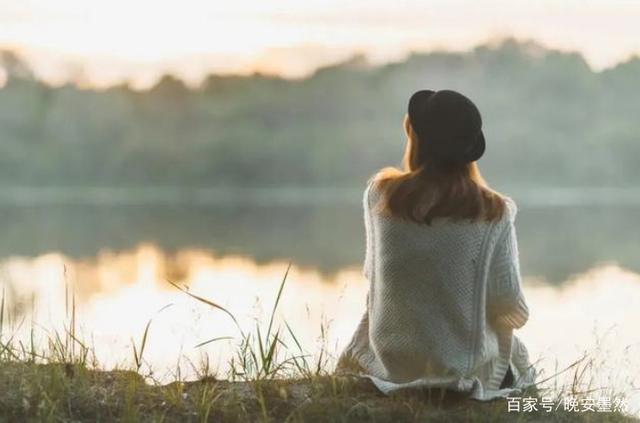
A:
[0,39,638,188]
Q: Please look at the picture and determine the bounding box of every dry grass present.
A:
[0,269,636,422]
[0,363,635,422]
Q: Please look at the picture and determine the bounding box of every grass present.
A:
[0,267,636,422]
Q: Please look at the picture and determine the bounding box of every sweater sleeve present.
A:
[362,183,374,281]
[335,292,370,374]
[487,210,530,329]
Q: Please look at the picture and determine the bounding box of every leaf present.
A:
[168,280,242,335]
[194,336,234,349]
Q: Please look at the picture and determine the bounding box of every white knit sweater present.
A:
[337,182,536,400]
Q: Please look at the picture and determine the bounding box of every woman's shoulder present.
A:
[491,194,518,236]
[364,175,384,205]
[501,195,518,221]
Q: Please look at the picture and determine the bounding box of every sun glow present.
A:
[1,1,639,87]
[0,245,639,414]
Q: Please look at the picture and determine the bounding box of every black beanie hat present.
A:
[407,89,485,164]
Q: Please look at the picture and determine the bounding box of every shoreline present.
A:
[0,361,635,422]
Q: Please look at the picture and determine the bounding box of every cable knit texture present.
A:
[336,182,536,400]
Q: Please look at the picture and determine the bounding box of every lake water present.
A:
[0,189,639,414]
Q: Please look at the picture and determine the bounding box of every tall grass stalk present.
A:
[0,265,635,422]
[132,319,152,373]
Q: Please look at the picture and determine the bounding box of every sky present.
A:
[0,0,639,88]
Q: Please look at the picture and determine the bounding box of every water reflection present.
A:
[0,246,639,413]
[2,203,639,282]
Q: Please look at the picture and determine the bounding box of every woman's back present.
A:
[366,183,508,377]
[338,183,534,399]
[336,89,535,400]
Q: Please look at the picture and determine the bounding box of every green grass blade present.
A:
[168,281,243,336]
[194,336,233,349]
[0,287,5,340]
[266,262,291,343]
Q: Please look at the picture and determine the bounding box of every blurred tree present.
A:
[0,39,638,188]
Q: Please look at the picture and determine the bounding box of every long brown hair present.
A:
[372,116,505,224]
